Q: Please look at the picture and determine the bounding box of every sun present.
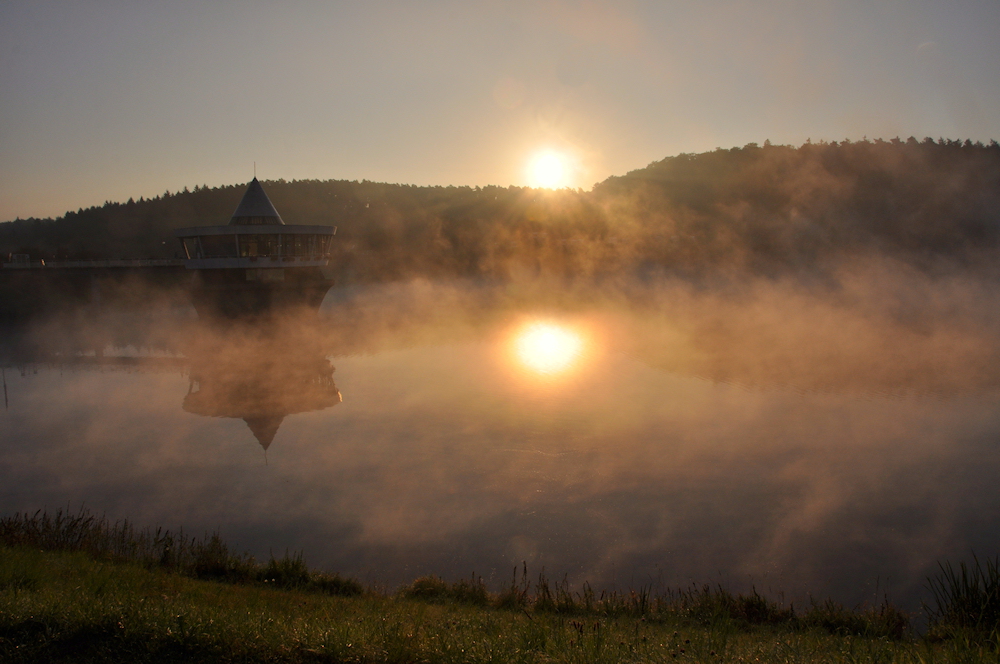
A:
[513,321,584,376]
[527,151,570,189]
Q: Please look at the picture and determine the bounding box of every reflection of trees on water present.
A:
[182,346,341,450]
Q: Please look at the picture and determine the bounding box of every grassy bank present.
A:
[1,510,998,663]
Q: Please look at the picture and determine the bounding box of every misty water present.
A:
[3,273,1000,612]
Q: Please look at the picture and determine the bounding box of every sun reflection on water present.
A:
[512,321,585,377]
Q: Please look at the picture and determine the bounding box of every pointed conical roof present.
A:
[229,178,284,225]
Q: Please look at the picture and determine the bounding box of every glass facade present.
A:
[238,234,281,258]
[177,228,334,261]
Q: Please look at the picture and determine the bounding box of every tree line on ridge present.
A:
[3,137,999,281]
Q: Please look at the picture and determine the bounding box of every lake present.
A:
[3,275,1000,611]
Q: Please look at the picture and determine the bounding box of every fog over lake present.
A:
[3,271,1000,611]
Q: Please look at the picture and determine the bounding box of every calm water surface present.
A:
[3,281,1000,610]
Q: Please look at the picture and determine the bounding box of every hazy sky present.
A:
[2,0,999,220]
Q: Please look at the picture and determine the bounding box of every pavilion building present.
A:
[174,178,337,317]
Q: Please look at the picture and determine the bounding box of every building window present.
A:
[199,235,238,258]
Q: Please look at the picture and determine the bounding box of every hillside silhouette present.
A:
[3,138,999,281]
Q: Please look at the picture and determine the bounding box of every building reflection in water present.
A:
[182,341,342,451]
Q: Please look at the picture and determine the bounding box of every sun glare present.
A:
[513,321,584,376]
[528,151,569,189]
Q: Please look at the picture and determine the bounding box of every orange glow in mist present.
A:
[512,321,585,376]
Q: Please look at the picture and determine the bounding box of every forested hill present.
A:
[594,137,1000,272]
[3,138,999,280]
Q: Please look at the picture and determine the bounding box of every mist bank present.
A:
[7,276,1000,611]
[6,258,1000,398]
[3,138,999,281]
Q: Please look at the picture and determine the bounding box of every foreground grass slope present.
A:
[1,545,996,664]
[1,510,998,662]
